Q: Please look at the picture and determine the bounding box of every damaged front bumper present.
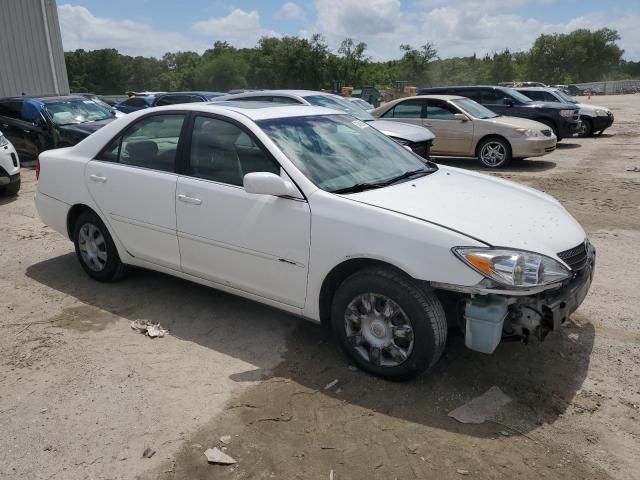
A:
[433,244,596,353]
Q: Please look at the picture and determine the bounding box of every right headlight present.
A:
[453,247,571,289]
[0,133,8,147]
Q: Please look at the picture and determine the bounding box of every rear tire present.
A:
[331,267,447,380]
[73,210,128,282]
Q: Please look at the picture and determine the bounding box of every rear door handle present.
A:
[89,174,107,183]
[177,194,202,205]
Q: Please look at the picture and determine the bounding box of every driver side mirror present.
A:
[503,97,514,107]
[454,113,469,122]
[243,172,299,198]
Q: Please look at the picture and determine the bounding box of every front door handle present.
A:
[177,194,202,205]
[89,174,107,183]
[423,123,433,127]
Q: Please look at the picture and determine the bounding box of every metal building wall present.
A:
[0,0,70,97]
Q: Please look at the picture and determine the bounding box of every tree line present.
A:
[64,28,640,95]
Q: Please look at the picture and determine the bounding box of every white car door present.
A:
[86,113,186,270]
[176,115,311,308]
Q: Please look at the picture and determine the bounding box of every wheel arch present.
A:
[318,258,415,327]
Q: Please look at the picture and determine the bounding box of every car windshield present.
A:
[45,100,113,125]
[258,114,436,193]
[302,95,374,122]
[352,98,374,110]
[554,90,578,104]
[452,98,498,119]
[506,89,536,104]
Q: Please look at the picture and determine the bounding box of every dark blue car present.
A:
[0,95,115,160]
[152,91,226,106]
[114,95,157,114]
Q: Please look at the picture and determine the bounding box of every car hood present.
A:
[482,115,556,131]
[368,119,435,142]
[575,103,610,114]
[57,118,115,136]
[344,165,585,259]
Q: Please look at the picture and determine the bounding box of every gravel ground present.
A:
[1,95,639,480]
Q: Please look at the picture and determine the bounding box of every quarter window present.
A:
[188,116,279,186]
[99,114,185,172]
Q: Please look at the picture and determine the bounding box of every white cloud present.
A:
[192,9,280,48]
[309,0,640,60]
[58,4,201,57]
[275,2,305,21]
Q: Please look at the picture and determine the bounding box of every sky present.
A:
[58,0,640,60]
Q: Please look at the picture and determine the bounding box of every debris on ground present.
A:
[568,333,579,342]
[448,386,512,424]
[142,447,156,459]
[219,435,232,445]
[625,166,640,172]
[204,447,236,465]
[457,469,470,475]
[130,320,168,338]
[324,379,339,390]
[329,469,334,480]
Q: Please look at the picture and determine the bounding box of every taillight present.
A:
[36,156,41,180]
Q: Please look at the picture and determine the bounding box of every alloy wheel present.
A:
[480,141,507,167]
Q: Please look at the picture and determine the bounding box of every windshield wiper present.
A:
[332,168,434,195]
[332,182,385,194]
[380,167,433,186]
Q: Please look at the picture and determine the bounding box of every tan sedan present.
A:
[371,95,557,168]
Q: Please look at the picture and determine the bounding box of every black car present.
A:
[417,86,581,140]
[0,95,116,160]
[153,91,226,106]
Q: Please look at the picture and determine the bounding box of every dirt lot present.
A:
[1,95,639,480]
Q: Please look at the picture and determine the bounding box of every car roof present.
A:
[421,85,509,90]
[158,91,225,96]
[155,101,349,121]
[515,87,554,91]
[222,90,333,99]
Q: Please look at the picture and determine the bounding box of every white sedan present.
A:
[35,101,595,379]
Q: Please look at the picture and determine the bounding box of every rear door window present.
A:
[99,114,185,172]
[382,99,425,118]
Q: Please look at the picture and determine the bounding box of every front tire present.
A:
[1,178,20,196]
[578,117,593,137]
[331,267,447,380]
[73,210,128,282]
[477,137,512,168]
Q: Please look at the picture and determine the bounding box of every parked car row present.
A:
[35,100,595,380]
